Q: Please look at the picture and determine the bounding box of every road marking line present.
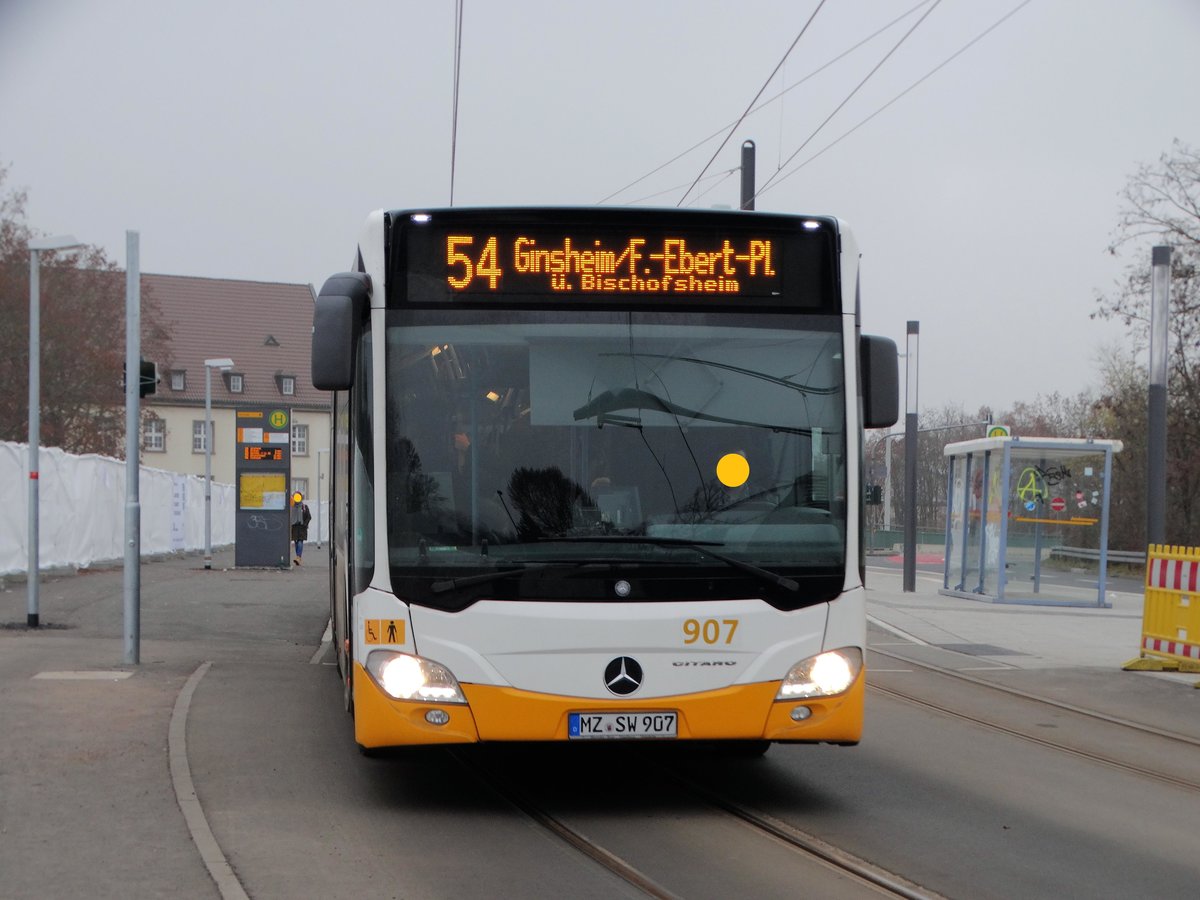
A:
[866,614,931,647]
[309,618,332,664]
[33,671,134,680]
[170,661,250,900]
[958,666,1015,671]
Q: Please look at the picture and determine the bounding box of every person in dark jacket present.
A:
[291,492,312,565]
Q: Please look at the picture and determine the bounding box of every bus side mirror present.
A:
[312,272,371,391]
[861,334,899,429]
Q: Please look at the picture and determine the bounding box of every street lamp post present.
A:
[1147,245,1170,546]
[203,358,234,569]
[27,235,83,627]
[903,321,920,593]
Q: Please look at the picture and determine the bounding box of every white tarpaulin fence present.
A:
[0,440,236,575]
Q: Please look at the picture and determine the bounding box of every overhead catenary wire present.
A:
[627,167,740,206]
[686,168,743,208]
[449,0,465,206]
[755,0,944,198]
[675,0,828,208]
[754,0,1036,201]
[597,0,935,206]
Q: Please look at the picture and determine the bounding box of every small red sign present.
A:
[1050,497,1067,512]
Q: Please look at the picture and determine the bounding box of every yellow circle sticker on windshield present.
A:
[716,453,750,488]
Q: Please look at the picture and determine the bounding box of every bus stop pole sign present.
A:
[234,406,292,567]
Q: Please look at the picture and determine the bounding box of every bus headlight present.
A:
[776,648,862,700]
[365,650,467,704]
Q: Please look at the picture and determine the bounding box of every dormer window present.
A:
[170,370,186,391]
[224,372,244,393]
[278,374,296,396]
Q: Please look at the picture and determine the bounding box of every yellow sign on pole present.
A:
[987,425,1011,438]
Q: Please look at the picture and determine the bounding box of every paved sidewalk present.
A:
[864,565,1149,671]
[0,548,328,900]
[863,561,1200,745]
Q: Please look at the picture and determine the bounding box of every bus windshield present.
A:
[384,309,847,608]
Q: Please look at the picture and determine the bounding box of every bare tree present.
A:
[865,402,989,539]
[1094,140,1200,545]
[1091,348,1151,550]
[865,143,1200,552]
[0,165,170,457]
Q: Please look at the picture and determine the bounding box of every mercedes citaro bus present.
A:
[311,207,898,754]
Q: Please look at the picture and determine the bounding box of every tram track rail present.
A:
[868,647,1200,793]
[664,771,945,900]
[870,646,1200,748]
[450,747,681,899]
[451,745,942,899]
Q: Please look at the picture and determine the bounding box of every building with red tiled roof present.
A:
[138,274,330,509]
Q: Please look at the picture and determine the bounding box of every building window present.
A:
[170,370,186,391]
[193,420,213,454]
[227,373,244,393]
[292,423,309,456]
[143,417,165,452]
[293,477,309,499]
[280,375,296,396]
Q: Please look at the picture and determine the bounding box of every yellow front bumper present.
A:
[352,662,864,749]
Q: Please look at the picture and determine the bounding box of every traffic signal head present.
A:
[139,359,159,397]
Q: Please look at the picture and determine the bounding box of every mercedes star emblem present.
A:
[604,656,643,695]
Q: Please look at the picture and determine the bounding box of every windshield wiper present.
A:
[538,535,799,593]
[430,563,545,594]
[572,388,809,436]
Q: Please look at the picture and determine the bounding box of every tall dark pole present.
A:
[903,321,919,592]
[740,140,755,211]
[123,231,141,665]
[1147,246,1170,546]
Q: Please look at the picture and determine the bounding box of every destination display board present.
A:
[394,210,837,307]
[443,232,780,296]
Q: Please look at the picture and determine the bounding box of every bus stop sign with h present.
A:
[234,407,293,568]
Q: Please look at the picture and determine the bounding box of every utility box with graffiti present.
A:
[940,436,1123,608]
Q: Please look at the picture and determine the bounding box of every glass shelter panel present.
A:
[946,456,965,590]
[942,437,1121,608]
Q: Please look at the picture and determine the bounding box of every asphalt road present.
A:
[3,549,1197,899]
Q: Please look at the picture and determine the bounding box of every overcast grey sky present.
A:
[2,0,1196,416]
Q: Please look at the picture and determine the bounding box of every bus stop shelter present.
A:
[941,436,1122,608]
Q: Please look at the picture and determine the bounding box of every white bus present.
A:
[312,207,897,754]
